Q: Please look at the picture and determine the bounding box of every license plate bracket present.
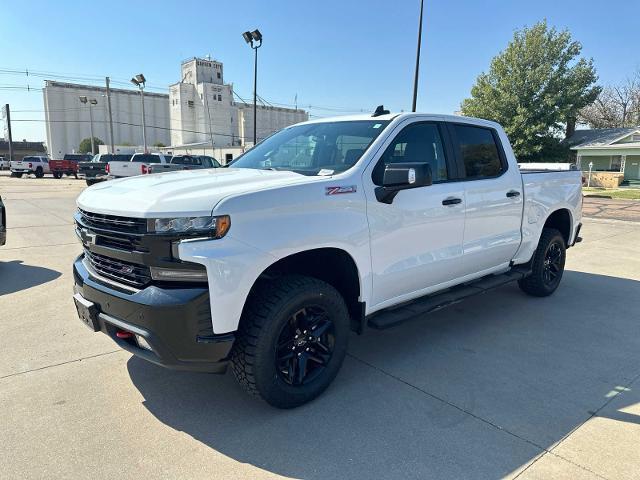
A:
[73,293,100,332]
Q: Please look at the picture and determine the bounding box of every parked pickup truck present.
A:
[50,154,93,179]
[106,153,169,178]
[79,154,132,186]
[147,155,221,174]
[10,156,51,178]
[73,112,582,408]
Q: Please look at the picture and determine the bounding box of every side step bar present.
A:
[367,267,531,330]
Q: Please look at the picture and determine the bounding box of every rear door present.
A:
[447,122,523,273]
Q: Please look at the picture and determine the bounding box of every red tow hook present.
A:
[116,330,134,339]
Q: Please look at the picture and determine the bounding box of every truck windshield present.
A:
[230,120,390,175]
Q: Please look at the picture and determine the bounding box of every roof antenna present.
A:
[372,105,390,117]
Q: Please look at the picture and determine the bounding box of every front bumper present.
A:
[73,255,234,373]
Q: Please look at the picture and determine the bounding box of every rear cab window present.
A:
[450,124,506,179]
[132,154,162,164]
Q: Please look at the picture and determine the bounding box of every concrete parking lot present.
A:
[1,171,639,480]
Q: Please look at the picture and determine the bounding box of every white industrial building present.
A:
[42,57,307,158]
[169,57,307,148]
[43,81,170,158]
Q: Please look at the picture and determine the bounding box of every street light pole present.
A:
[412,0,424,112]
[79,96,98,154]
[131,74,148,153]
[88,101,95,154]
[243,29,263,146]
[253,45,258,146]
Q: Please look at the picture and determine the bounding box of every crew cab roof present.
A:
[296,112,503,130]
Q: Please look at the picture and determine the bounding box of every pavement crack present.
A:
[348,353,612,480]
[0,349,122,380]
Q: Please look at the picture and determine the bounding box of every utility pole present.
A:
[105,77,115,154]
[3,104,14,162]
[412,0,424,112]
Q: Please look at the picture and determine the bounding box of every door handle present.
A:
[442,197,462,206]
[506,190,520,198]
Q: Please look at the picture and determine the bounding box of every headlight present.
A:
[152,215,230,238]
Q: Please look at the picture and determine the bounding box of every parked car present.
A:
[106,153,168,178]
[10,156,51,178]
[72,112,583,408]
[147,155,221,174]
[0,156,7,170]
[50,154,93,179]
[0,194,5,246]
[79,154,132,186]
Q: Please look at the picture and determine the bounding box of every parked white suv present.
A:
[10,156,50,178]
[73,112,582,408]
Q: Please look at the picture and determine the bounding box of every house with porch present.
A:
[568,128,640,187]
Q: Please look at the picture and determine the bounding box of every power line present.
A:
[0,66,372,113]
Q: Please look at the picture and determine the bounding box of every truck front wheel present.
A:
[518,227,566,297]
[231,274,350,408]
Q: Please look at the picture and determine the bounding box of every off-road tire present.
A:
[518,227,566,297]
[86,179,97,186]
[231,274,350,409]
[35,167,44,178]
[13,173,23,178]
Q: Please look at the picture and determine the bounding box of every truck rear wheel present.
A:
[35,167,44,178]
[518,227,566,297]
[231,274,350,408]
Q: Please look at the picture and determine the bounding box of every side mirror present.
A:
[375,162,432,204]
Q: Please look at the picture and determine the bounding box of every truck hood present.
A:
[77,168,319,217]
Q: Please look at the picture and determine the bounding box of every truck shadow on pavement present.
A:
[0,260,61,296]
[126,270,640,479]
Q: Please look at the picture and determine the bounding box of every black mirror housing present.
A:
[375,162,432,204]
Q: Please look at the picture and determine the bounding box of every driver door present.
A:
[365,120,466,309]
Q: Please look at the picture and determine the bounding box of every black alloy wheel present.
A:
[275,306,335,386]
[542,241,563,288]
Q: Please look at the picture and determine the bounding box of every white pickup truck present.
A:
[73,112,582,408]
[10,156,51,178]
[106,153,168,178]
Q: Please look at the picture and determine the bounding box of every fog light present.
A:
[149,266,208,281]
[136,335,153,352]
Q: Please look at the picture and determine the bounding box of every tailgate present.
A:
[108,161,138,176]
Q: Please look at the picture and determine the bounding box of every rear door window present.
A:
[451,125,505,179]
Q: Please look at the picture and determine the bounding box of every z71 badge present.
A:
[325,185,357,195]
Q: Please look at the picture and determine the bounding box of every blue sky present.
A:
[1,0,638,141]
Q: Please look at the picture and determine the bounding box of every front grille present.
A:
[96,235,141,252]
[84,250,151,288]
[79,209,147,234]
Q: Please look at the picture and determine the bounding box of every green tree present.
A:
[78,137,104,154]
[460,20,600,162]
